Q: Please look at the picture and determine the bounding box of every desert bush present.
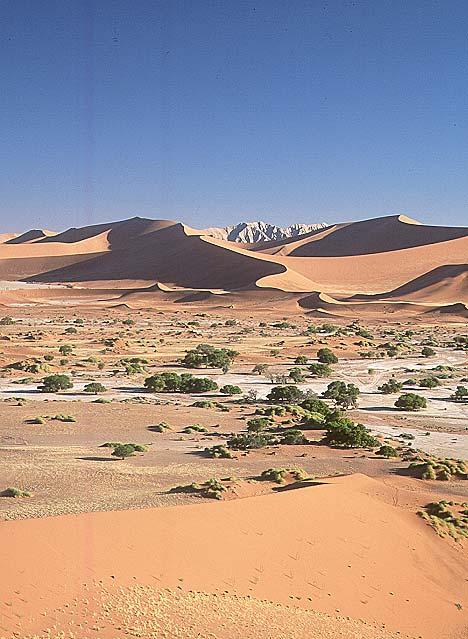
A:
[84,382,106,394]
[259,467,308,484]
[325,418,378,448]
[183,424,208,433]
[421,346,436,357]
[1,487,30,497]
[39,374,73,393]
[181,344,238,372]
[317,348,338,364]
[308,363,332,377]
[246,416,273,432]
[378,378,403,394]
[419,377,440,388]
[0,316,14,325]
[451,386,468,402]
[322,381,360,409]
[394,393,427,411]
[52,414,76,422]
[59,344,73,356]
[267,385,304,403]
[279,429,308,445]
[148,422,171,432]
[204,445,233,459]
[294,355,308,365]
[288,367,305,383]
[144,372,218,394]
[111,443,146,459]
[227,432,275,450]
[220,384,242,395]
[377,444,398,458]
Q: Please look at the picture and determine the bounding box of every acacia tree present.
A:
[322,381,360,409]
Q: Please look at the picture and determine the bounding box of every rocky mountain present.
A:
[204,220,328,243]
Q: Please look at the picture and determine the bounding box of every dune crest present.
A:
[0,213,464,315]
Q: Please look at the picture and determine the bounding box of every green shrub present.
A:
[144,372,218,394]
[183,424,208,434]
[378,378,403,394]
[181,344,238,372]
[1,487,30,497]
[377,444,398,458]
[279,429,308,445]
[220,384,242,395]
[308,363,332,377]
[149,422,171,432]
[421,347,436,357]
[227,432,275,450]
[317,348,338,364]
[246,417,273,432]
[260,467,308,484]
[267,385,304,403]
[204,445,233,459]
[39,374,73,393]
[83,382,106,394]
[322,381,360,409]
[111,443,146,459]
[325,418,378,448]
[394,393,427,411]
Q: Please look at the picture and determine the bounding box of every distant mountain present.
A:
[204,220,328,243]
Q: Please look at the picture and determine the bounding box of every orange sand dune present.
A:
[351,264,468,304]
[0,474,466,639]
[0,214,464,312]
[5,229,57,244]
[254,215,467,257]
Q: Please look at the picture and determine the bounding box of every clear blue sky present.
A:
[1,0,468,231]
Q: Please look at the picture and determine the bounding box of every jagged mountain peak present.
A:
[204,220,328,243]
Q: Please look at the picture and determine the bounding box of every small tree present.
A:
[308,363,332,377]
[252,363,269,375]
[181,344,238,371]
[394,393,427,411]
[111,443,140,460]
[59,344,73,356]
[377,444,398,458]
[84,382,106,394]
[451,385,468,402]
[421,346,436,357]
[317,348,338,364]
[267,385,304,403]
[322,381,360,409]
[220,384,242,395]
[40,374,73,393]
[378,378,403,394]
[288,367,305,383]
[325,418,377,448]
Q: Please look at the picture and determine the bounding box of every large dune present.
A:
[1,474,466,639]
[0,214,465,315]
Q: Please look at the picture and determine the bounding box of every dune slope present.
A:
[0,475,466,639]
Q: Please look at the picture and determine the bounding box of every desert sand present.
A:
[1,474,467,639]
[0,215,466,639]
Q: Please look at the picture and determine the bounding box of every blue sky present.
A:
[1,0,468,231]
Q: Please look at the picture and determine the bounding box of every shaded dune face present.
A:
[282,216,468,257]
[27,223,285,290]
[0,213,465,314]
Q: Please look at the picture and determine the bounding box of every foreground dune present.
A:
[1,474,466,639]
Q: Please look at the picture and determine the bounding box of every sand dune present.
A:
[0,214,464,314]
[1,474,466,639]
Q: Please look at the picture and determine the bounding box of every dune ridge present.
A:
[0,214,464,316]
[1,474,466,639]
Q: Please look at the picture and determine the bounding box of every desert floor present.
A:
[0,307,467,639]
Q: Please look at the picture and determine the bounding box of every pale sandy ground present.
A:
[1,474,467,639]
